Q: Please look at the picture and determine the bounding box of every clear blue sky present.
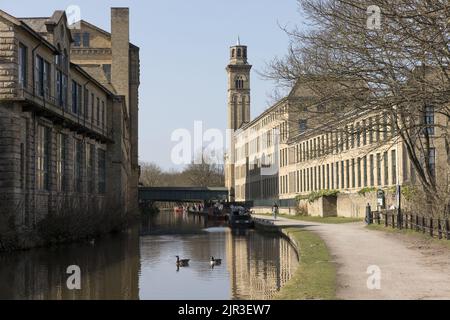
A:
[3,0,302,170]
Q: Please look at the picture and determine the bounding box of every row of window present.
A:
[280,151,399,194]
[35,125,106,194]
[18,42,106,128]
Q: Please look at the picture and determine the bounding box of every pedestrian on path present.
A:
[272,203,279,220]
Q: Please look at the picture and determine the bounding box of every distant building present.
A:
[225,42,448,217]
[0,8,139,244]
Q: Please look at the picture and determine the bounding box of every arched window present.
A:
[231,49,235,58]
[243,48,247,58]
[235,75,244,89]
[237,48,241,57]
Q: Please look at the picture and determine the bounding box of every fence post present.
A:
[430,217,433,237]
[446,219,449,240]
[392,211,395,228]
[422,216,426,234]
[438,218,442,240]
[365,203,372,225]
[377,211,380,225]
[405,213,408,229]
[415,215,419,232]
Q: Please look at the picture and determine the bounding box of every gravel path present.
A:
[254,215,450,300]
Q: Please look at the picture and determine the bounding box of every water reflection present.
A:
[0,211,298,300]
[0,227,140,300]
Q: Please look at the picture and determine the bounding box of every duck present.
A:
[210,256,222,266]
[176,255,190,267]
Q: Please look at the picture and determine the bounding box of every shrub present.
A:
[357,187,377,196]
[37,201,127,245]
[296,190,340,204]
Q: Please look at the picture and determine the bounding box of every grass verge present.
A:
[366,223,450,250]
[275,227,336,300]
[260,213,362,224]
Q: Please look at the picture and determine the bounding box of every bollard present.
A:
[365,203,372,225]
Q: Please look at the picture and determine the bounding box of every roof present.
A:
[19,10,73,42]
[77,64,116,93]
[236,97,289,133]
[75,19,139,49]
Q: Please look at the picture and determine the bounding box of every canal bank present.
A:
[253,216,337,300]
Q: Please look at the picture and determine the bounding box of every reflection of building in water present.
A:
[0,227,140,300]
[226,230,298,300]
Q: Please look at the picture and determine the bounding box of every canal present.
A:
[0,210,299,300]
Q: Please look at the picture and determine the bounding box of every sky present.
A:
[2,0,303,170]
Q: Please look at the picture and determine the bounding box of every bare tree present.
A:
[139,162,164,187]
[184,153,225,187]
[263,0,449,210]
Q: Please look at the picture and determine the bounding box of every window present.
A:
[98,149,106,193]
[101,100,105,128]
[384,151,389,185]
[72,81,79,114]
[35,55,44,96]
[86,144,95,193]
[82,32,90,47]
[336,162,340,189]
[231,49,235,58]
[346,160,350,189]
[427,148,436,179]
[62,73,68,108]
[391,150,397,184]
[36,125,50,191]
[91,93,95,120]
[18,43,27,88]
[370,155,374,186]
[357,157,361,187]
[362,120,367,145]
[363,156,368,187]
[299,119,307,133]
[375,116,380,142]
[237,48,241,57]
[56,70,62,106]
[369,118,374,143]
[235,75,244,89]
[43,60,51,98]
[356,123,361,147]
[56,133,66,191]
[74,140,83,192]
[96,97,100,125]
[376,153,381,186]
[103,64,111,82]
[331,162,334,189]
[351,159,355,188]
[84,88,89,118]
[73,33,81,47]
[318,166,321,190]
[327,164,330,189]
[424,106,435,136]
[341,161,344,189]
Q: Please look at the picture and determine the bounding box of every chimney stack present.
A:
[111,7,129,113]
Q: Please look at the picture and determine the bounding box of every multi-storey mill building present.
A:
[0,8,139,246]
[225,42,448,217]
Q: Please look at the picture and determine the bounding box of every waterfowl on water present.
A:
[176,255,190,267]
[210,256,222,266]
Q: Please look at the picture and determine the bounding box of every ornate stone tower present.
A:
[226,38,251,130]
[225,38,252,201]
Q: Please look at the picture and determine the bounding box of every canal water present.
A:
[0,210,299,300]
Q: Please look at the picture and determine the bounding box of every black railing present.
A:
[371,209,450,240]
